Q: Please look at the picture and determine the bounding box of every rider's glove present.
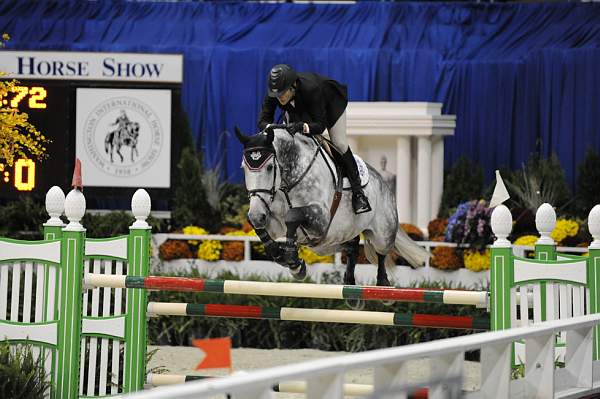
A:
[264,124,275,135]
[286,122,305,136]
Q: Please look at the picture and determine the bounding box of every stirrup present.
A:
[352,193,372,214]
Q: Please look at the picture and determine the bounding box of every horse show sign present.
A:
[76,88,171,188]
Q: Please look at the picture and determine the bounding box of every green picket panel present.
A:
[0,187,151,398]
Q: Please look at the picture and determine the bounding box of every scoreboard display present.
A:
[0,51,185,210]
[0,79,184,210]
[0,81,70,197]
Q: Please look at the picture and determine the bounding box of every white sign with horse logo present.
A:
[76,88,171,187]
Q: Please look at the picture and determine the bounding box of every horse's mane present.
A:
[272,128,317,155]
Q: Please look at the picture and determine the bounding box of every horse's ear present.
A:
[265,127,274,145]
[234,126,249,145]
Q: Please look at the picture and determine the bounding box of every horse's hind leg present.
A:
[342,235,360,285]
[376,253,391,286]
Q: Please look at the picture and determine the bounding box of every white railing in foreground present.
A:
[125,314,600,399]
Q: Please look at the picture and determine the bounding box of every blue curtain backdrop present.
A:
[1,1,600,188]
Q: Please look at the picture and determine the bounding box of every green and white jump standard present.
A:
[0,186,152,399]
[490,202,600,364]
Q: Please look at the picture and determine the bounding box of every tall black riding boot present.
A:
[341,148,371,214]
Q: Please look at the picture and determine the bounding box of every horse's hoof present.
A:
[377,278,391,287]
[290,260,307,281]
[343,273,356,286]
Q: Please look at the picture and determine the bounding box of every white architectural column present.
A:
[396,136,412,223]
[346,102,456,233]
[431,136,445,220]
[416,137,432,229]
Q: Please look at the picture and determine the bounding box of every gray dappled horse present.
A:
[236,126,429,286]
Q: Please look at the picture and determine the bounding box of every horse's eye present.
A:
[267,164,274,172]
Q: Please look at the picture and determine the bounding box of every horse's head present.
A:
[235,127,278,229]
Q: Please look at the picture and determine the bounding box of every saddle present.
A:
[313,135,370,190]
[309,135,370,225]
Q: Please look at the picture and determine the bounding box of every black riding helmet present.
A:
[267,64,297,98]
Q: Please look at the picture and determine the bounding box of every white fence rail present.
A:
[125,314,600,399]
[153,233,588,267]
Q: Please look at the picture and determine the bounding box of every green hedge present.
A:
[0,341,50,399]
[147,272,489,352]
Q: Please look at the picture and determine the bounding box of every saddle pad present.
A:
[319,144,369,190]
[342,154,369,190]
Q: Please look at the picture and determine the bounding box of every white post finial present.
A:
[44,186,65,226]
[491,204,512,247]
[589,205,600,249]
[64,189,86,231]
[131,189,151,229]
[535,203,556,245]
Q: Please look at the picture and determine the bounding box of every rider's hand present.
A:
[264,124,275,135]
[286,122,305,136]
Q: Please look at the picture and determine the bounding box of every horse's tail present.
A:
[391,227,429,268]
[364,226,430,269]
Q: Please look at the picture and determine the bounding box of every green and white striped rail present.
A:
[84,273,489,307]
[147,302,491,330]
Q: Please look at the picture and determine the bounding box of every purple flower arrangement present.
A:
[445,200,494,250]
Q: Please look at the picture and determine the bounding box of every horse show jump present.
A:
[2,185,600,398]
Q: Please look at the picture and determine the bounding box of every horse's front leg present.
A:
[283,205,328,280]
[252,227,287,267]
[376,253,391,286]
[341,236,360,285]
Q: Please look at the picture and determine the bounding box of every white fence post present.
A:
[244,238,251,261]
[525,333,555,397]
[429,352,463,399]
[373,362,410,399]
[305,372,344,399]
[565,325,593,389]
[480,342,511,398]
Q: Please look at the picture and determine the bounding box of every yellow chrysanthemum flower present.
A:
[246,229,266,255]
[513,235,538,246]
[298,246,334,265]
[463,249,491,272]
[550,219,579,244]
[197,239,222,261]
[182,225,208,245]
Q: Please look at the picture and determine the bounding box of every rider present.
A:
[111,110,131,133]
[258,64,371,214]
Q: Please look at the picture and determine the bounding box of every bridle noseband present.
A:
[243,141,321,211]
[243,147,280,211]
